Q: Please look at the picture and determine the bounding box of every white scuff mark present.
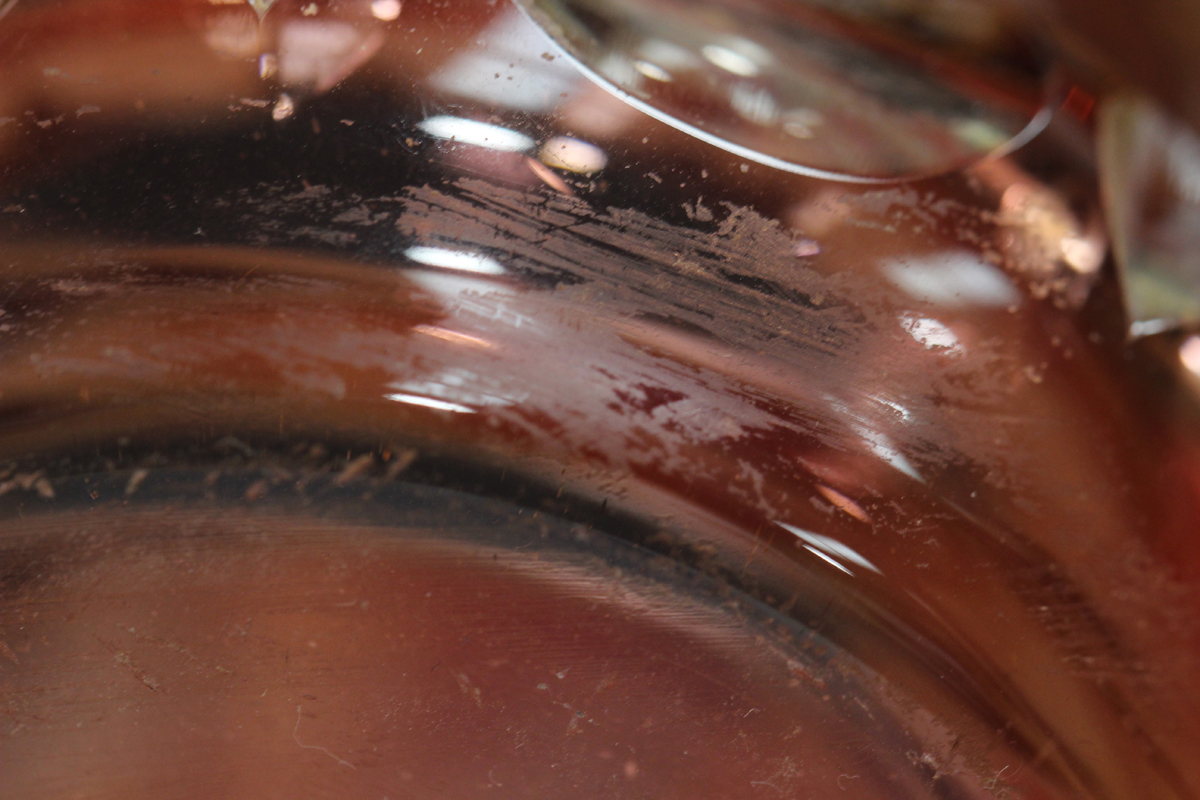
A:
[293,705,355,769]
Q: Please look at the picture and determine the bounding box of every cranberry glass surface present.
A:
[1,1,1199,799]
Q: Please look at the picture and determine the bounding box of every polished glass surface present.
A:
[1,1,1199,799]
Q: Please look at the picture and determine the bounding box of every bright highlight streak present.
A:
[413,325,495,349]
[883,252,1020,308]
[405,246,505,275]
[417,116,535,152]
[370,0,401,21]
[1181,335,1200,375]
[858,427,923,483]
[633,60,672,82]
[539,136,608,174]
[272,93,295,121]
[1060,236,1104,273]
[778,522,881,574]
[802,545,855,576]
[701,44,759,77]
[385,392,475,413]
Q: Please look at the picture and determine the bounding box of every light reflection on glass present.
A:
[384,392,476,414]
[637,38,696,71]
[413,325,496,350]
[369,0,401,22]
[1060,236,1104,274]
[404,245,506,275]
[781,108,823,139]
[777,522,881,575]
[632,60,671,83]
[882,252,1019,308]
[387,368,523,411]
[1099,93,1200,331]
[271,92,294,121]
[1000,181,1104,276]
[872,395,913,423]
[429,10,579,113]
[858,427,923,482]
[730,84,777,125]
[596,52,642,89]
[1130,319,1176,338]
[204,10,262,60]
[246,0,278,20]
[405,273,531,330]
[538,136,607,174]
[516,0,1049,179]
[1180,335,1200,376]
[802,545,855,576]
[259,52,278,79]
[700,43,764,78]
[277,21,384,93]
[900,316,963,354]
[525,157,575,195]
[828,395,924,481]
[815,485,872,524]
[417,116,535,153]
